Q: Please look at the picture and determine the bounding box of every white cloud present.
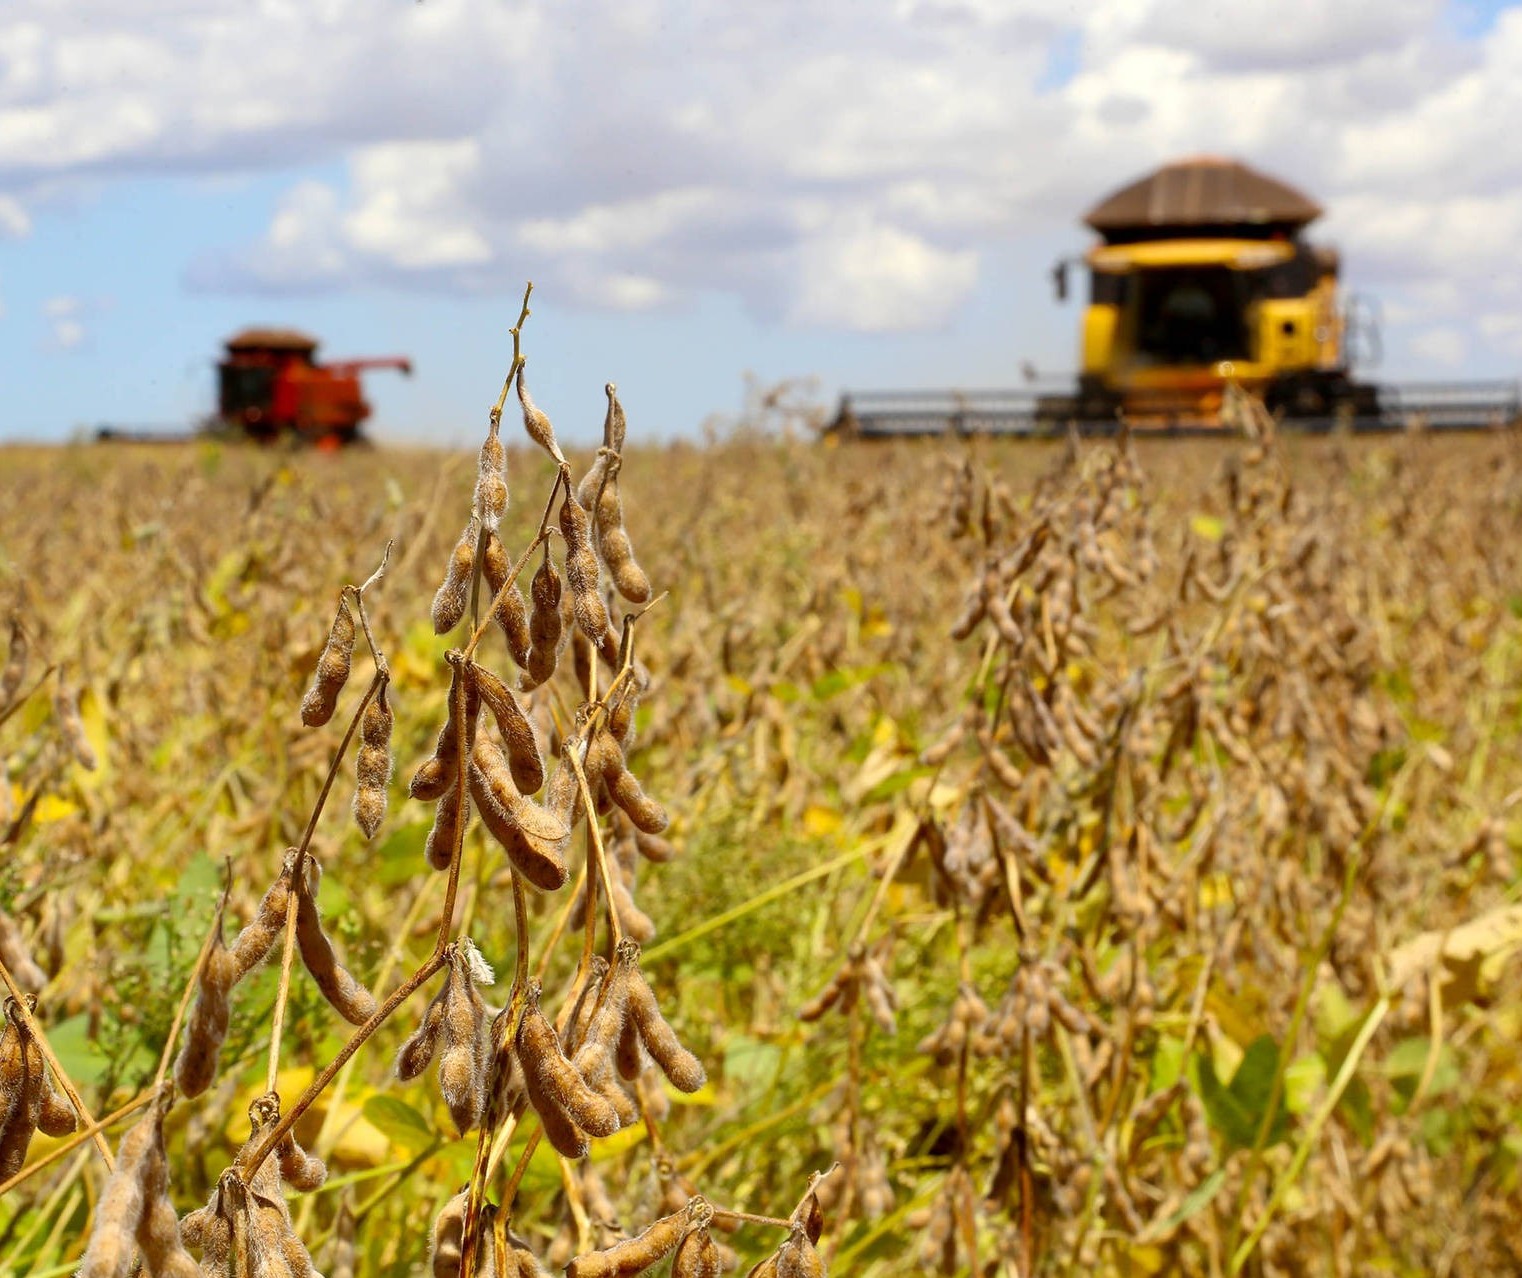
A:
[789,217,978,331]
[1408,326,1468,367]
[3,0,1522,353]
[0,195,28,237]
[42,294,86,349]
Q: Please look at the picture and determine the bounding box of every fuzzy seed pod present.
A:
[575,455,608,514]
[0,616,25,709]
[395,990,446,1081]
[75,1098,159,1278]
[571,955,634,1086]
[620,944,705,1093]
[628,989,705,1093]
[603,383,628,452]
[517,369,567,464]
[432,520,479,636]
[0,909,47,993]
[560,492,613,646]
[470,739,570,891]
[773,1228,824,1278]
[474,663,545,794]
[519,556,564,691]
[517,982,619,1147]
[353,682,394,838]
[672,1222,721,1278]
[431,1192,468,1278]
[565,1204,692,1278]
[588,447,650,606]
[437,944,489,1133]
[474,427,509,532]
[482,533,533,669]
[53,679,98,771]
[231,864,294,978]
[590,729,668,834]
[425,784,470,873]
[412,655,480,801]
[631,829,676,863]
[300,595,356,728]
[175,935,238,1099]
[0,999,77,1179]
[294,857,376,1025]
[276,1130,327,1193]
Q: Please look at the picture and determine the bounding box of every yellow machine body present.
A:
[1077,238,1346,423]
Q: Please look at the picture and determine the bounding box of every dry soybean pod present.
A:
[0,1009,26,1172]
[473,662,545,794]
[592,474,651,606]
[625,947,705,1093]
[275,1128,328,1193]
[432,518,480,636]
[353,678,394,838]
[53,677,98,771]
[175,933,239,1098]
[0,908,45,994]
[518,981,618,1137]
[565,1203,693,1278]
[437,943,489,1133]
[560,489,613,648]
[0,615,26,709]
[591,728,668,834]
[514,988,595,1157]
[395,987,447,1082]
[572,950,634,1085]
[425,782,470,873]
[411,655,480,802]
[74,1093,160,1278]
[517,366,567,464]
[300,594,356,728]
[474,422,509,533]
[519,554,564,692]
[671,1218,720,1278]
[482,532,533,669]
[294,856,376,1025]
[231,862,295,978]
[469,738,569,890]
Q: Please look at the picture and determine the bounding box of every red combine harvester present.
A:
[214,328,411,447]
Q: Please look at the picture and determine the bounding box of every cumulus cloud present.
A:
[4,0,1522,354]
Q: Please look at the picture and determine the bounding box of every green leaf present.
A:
[1194,1035,1290,1150]
[46,1015,112,1092]
[362,1095,437,1154]
[375,822,431,888]
[722,1033,783,1092]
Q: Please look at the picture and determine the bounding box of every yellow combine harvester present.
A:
[836,156,1519,436]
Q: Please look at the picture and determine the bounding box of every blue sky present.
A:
[3,0,1522,446]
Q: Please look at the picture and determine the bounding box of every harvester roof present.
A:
[1084,156,1322,240]
[224,327,320,354]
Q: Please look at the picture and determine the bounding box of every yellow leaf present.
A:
[1191,514,1225,541]
[33,794,80,824]
[803,805,843,837]
[1198,872,1235,910]
[1387,903,1522,1011]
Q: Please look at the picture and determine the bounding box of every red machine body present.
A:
[216,328,411,445]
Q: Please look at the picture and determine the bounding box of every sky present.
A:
[2,0,1521,446]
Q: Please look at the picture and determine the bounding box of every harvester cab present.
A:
[215,328,412,446]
